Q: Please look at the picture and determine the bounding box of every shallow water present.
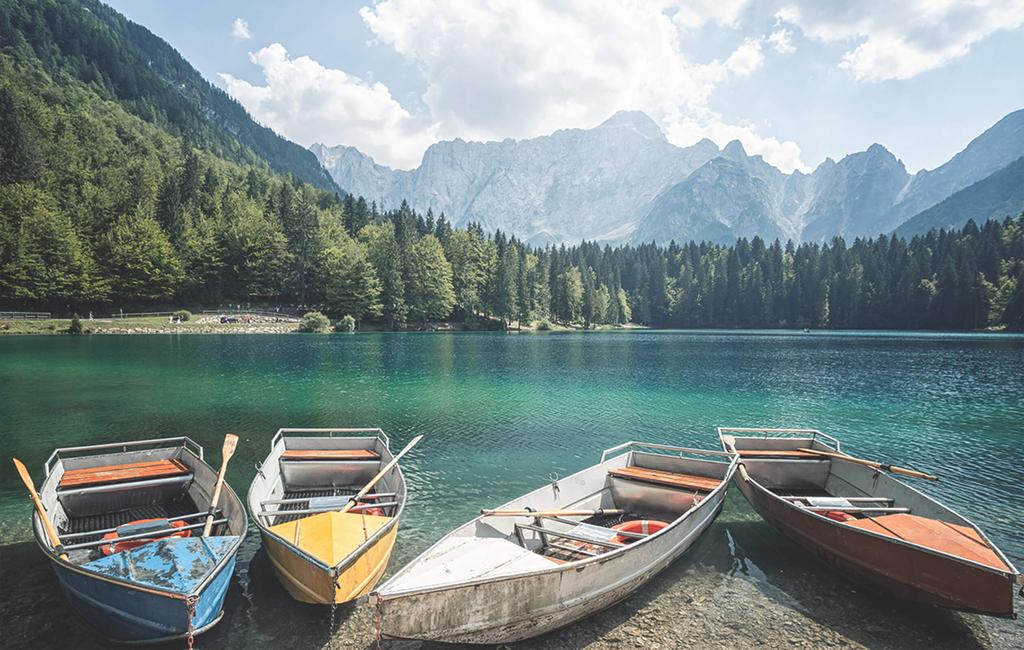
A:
[1,331,1022,648]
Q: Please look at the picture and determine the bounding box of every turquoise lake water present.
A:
[1,331,1022,648]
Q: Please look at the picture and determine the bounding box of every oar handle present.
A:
[882,465,939,481]
[797,448,938,481]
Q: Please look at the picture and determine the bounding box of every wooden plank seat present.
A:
[609,466,721,492]
[735,449,821,458]
[844,513,1009,571]
[59,459,191,489]
[280,449,381,461]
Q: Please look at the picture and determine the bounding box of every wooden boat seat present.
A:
[735,449,821,458]
[844,514,1009,571]
[280,449,381,461]
[59,459,191,489]
[609,466,720,492]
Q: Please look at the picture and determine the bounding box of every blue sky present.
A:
[104,1,1024,174]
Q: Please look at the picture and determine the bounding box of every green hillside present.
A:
[0,0,356,308]
[897,157,1024,237]
[0,0,337,192]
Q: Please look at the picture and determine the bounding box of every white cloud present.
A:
[219,44,437,169]
[358,0,804,170]
[768,29,795,54]
[776,0,1024,81]
[217,1,807,172]
[231,18,252,40]
[725,38,764,76]
[673,0,751,30]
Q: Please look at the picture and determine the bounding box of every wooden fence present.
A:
[0,311,51,320]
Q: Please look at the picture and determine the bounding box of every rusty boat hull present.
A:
[720,427,1020,618]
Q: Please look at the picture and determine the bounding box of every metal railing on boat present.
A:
[61,518,228,551]
[270,427,390,451]
[716,427,842,452]
[58,510,221,541]
[601,441,735,464]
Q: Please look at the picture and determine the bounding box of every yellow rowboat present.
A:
[247,428,410,604]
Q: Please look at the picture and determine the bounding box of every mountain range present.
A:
[313,109,1024,245]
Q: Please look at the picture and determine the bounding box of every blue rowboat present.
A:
[31,438,247,644]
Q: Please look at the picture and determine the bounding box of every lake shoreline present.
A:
[1,318,1015,337]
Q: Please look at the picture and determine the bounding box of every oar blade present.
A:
[222,433,239,459]
[12,458,33,489]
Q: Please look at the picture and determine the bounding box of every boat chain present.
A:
[328,572,338,647]
[185,595,198,650]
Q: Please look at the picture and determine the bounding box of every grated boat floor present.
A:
[267,485,390,526]
[539,510,665,563]
[61,498,197,544]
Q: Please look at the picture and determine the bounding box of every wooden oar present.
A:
[796,448,938,481]
[203,433,239,536]
[481,508,625,517]
[13,458,68,561]
[341,435,423,514]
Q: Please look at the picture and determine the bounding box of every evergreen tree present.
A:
[0,86,40,184]
[102,210,183,301]
[360,222,407,328]
[406,234,456,324]
[555,267,584,324]
[219,194,288,300]
[616,288,632,324]
[446,227,491,315]
[321,237,382,323]
[0,186,105,303]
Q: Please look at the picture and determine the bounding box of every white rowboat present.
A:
[372,442,738,643]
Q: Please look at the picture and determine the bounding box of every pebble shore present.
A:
[2,497,1020,650]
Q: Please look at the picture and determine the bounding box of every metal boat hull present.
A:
[260,522,398,604]
[50,551,236,643]
[735,474,1016,617]
[246,428,407,605]
[34,438,248,644]
[380,501,723,644]
[375,444,736,644]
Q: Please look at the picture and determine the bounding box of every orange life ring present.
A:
[361,507,387,517]
[611,519,669,544]
[101,518,191,556]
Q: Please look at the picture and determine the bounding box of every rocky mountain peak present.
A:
[597,110,666,141]
[312,109,1024,246]
[722,139,747,160]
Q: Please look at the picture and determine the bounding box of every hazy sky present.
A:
[105,1,1024,174]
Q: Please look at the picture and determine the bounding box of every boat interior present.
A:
[248,429,404,564]
[382,445,734,594]
[38,439,246,568]
[720,429,1012,573]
